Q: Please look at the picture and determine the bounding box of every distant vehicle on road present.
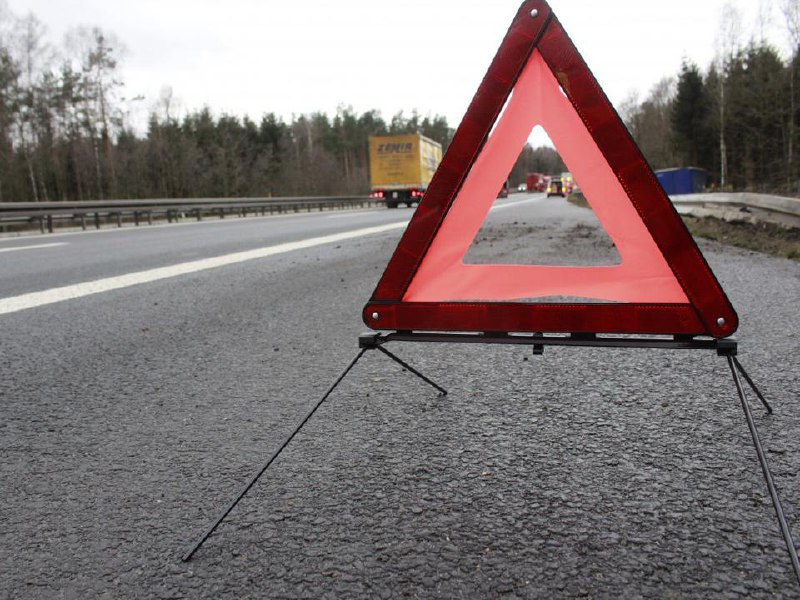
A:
[526,172,547,192]
[655,167,707,195]
[547,177,566,197]
[517,183,527,192]
[368,134,442,208]
[498,181,509,198]
[561,172,575,194]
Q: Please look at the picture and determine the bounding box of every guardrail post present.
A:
[47,214,53,234]
[38,216,45,233]
[116,212,122,228]
[134,211,140,226]
[94,212,101,230]
[147,211,152,226]
[196,209,202,222]
[80,214,87,230]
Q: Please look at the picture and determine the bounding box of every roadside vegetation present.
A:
[0,1,797,203]
[621,1,800,196]
[568,190,800,261]
[681,216,800,260]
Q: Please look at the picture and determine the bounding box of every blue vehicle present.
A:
[656,167,707,195]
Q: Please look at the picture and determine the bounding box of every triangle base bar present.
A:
[360,331,735,352]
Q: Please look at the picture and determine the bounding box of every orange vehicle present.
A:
[546,177,566,197]
[368,134,443,208]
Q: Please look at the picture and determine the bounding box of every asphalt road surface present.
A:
[1,194,799,598]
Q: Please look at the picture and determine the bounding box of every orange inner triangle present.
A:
[403,50,688,304]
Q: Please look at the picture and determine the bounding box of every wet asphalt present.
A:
[1,196,798,598]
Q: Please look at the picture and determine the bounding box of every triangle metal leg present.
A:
[732,356,774,415]
[182,348,369,562]
[374,345,448,397]
[726,356,800,585]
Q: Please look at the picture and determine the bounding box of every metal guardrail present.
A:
[2,192,798,235]
[670,192,800,229]
[0,196,378,234]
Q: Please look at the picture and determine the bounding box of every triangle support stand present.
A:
[727,355,800,582]
[182,344,447,562]
[182,331,798,588]
[360,331,796,585]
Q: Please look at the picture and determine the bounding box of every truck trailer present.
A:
[526,172,546,192]
[368,134,443,208]
[655,167,707,195]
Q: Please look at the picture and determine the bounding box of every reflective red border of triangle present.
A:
[362,0,738,338]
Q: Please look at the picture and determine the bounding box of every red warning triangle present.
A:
[363,0,738,338]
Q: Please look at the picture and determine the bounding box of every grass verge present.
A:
[567,192,800,261]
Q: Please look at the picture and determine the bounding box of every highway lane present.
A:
[1,192,799,597]
[0,205,409,299]
[0,193,545,302]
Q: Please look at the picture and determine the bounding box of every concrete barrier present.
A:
[670,193,800,229]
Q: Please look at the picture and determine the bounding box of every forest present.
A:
[620,2,799,193]
[0,2,797,202]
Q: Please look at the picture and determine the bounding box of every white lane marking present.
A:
[0,243,68,254]
[325,210,384,219]
[0,222,407,316]
[0,194,538,315]
[490,196,544,211]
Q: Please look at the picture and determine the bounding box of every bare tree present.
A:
[783,0,800,47]
[65,26,125,199]
[715,2,743,189]
[619,91,642,136]
[782,0,800,190]
[155,85,176,123]
[755,0,775,44]
[11,12,50,201]
[0,0,12,37]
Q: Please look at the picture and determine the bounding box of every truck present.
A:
[655,167,707,195]
[547,172,575,198]
[526,172,546,192]
[368,134,443,208]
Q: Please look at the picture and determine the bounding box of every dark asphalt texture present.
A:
[1,198,799,598]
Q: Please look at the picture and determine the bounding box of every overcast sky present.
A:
[5,0,792,137]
